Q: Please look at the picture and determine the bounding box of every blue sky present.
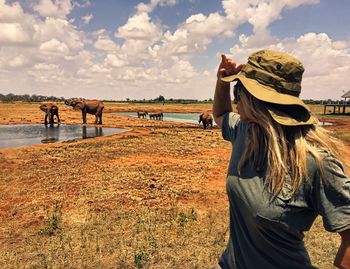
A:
[1,0,350,100]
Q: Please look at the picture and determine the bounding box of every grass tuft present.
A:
[39,203,63,236]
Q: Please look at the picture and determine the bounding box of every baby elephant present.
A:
[40,103,61,125]
[199,112,213,130]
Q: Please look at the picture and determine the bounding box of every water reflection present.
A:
[41,124,60,143]
[82,125,103,139]
[319,121,335,126]
[0,124,126,148]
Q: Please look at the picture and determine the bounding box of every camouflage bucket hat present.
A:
[221,50,318,126]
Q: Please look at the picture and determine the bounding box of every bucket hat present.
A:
[221,50,318,126]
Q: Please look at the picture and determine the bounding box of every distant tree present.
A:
[155,95,165,102]
[23,94,30,102]
[6,93,15,102]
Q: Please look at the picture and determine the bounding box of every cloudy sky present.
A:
[0,0,349,100]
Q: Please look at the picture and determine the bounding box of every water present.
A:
[0,124,127,148]
[115,112,335,127]
[319,121,336,126]
[115,112,206,124]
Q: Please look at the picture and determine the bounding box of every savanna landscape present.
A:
[0,102,349,269]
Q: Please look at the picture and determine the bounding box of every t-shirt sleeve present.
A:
[221,112,241,142]
[312,154,350,233]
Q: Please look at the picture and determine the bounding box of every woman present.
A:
[212,50,350,269]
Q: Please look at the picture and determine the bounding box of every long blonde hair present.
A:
[237,86,349,196]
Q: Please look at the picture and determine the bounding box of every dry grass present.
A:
[0,102,349,268]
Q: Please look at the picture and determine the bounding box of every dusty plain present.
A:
[0,102,349,269]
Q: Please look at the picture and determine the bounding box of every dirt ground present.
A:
[0,102,231,210]
[0,102,349,268]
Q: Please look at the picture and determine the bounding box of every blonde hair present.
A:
[237,87,349,196]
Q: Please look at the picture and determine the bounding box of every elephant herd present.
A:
[136,111,212,129]
[40,99,104,125]
[40,100,213,129]
[137,111,164,120]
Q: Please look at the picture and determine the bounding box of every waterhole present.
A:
[115,112,210,124]
[0,124,127,148]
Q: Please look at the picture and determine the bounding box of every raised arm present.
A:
[213,54,244,128]
[334,229,350,269]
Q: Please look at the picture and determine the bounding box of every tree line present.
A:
[0,93,65,102]
[0,93,345,104]
[0,93,214,103]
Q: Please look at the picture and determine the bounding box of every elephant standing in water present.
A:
[65,99,104,124]
[137,111,148,118]
[199,112,213,129]
[149,112,163,120]
[40,103,61,125]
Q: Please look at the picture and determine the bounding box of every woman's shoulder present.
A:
[222,112,250,142]
[307,150,347,183]
[316,150,344,169]
[307,150,340,166]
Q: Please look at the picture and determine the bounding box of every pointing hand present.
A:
[217,54,244,79]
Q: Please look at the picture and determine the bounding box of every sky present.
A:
[0,0,350,101]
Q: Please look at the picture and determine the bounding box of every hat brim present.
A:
[221,73,318,126]
[266,104,318,126]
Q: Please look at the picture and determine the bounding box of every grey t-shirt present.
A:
[219,112,350,269]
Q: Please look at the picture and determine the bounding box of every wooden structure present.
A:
[323,90,350,115]
[342,90,350,102]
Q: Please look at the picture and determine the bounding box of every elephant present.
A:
[40,103,60,125]
[65,99,104,124]
[198,112,213,129]
[137,111,148,118]
[149,112,163,120]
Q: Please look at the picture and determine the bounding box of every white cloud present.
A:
[0,23,32,45]
[89,64,111,73]
[156,9,237,59]
[9,55,29,68]
[94,37,118,51]
[136,0,177,13]
[40,38,69,54]
[28,63,64,83]
[33,0,73,18]
[74,0,91,8]
[115,12,164,66]
[36,17,84,52]
[0,0,349,101]
[116,12,162,42]
[294,33,350,77]
[33,63,60,70]
[332,41,348,50]
[0,2,37,47]
[0,0,24,22]
[222,0,319,24]
[167,59,197,79]
[82,13,93,24]
[92,29,108,37]
[104,54,126,68]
